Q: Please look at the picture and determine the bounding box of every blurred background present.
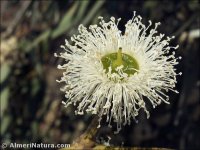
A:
[1,0,199,149]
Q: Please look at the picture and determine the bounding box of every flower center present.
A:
[101,48,139,76]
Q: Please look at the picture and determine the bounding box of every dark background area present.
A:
[1,0,199,150]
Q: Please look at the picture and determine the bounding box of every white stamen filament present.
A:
[56,12,181,133]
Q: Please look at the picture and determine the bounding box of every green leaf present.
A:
[73,0,90,24]
[51,2,79,39]
[1,115,11,135]
[0,63,10,84]
[82,0,105,26]
[0,88,9,117]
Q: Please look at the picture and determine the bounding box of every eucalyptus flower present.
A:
[55,12,181,133]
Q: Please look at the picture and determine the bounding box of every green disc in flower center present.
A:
[101,48,139,76]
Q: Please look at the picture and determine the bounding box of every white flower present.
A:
[55,12,181,133]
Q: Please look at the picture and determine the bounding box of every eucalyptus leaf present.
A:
[51,2,79,39]
[0,88,9,117]
[82,0,105,26]
[0,63,10,84]
[1,115,11,135]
